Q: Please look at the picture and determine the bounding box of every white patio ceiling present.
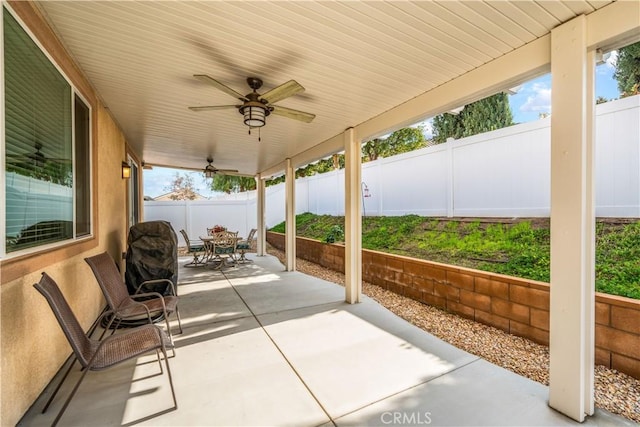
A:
[35,1,613,176]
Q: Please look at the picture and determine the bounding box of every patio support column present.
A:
[344,127,362,304]
[549,15,595,422]
[256,174,266,257]
[285,158,296,271]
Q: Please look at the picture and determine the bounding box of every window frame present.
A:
[74,92,93,239]
[1,4,94,260]
[127,155,140,229]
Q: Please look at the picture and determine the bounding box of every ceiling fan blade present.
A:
[260,80,304,104]
[216,169,239,174]
[193,75,248,101]
[188,105,239,112]
[6,154,72,164]
[271,105,316,123]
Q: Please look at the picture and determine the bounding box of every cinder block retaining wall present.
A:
[267,231,640,379]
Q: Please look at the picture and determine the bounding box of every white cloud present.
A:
[597,50,618,76]
[606,50,618,69]
[520,83,551,113]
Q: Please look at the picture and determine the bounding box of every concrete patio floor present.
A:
[20,254,632,426]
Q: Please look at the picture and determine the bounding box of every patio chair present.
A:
[33,272,177,427]
[236,228,257,263]
[179,229,206,267]
[206,230,239,269]
[85,252,183,340]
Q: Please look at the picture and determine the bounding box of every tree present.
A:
[432,92,514,143]
[262,126,425,189]
[431,113,464,144]
[613,41,640,97]
[362,137,385,162]
[265,176,285,187]
[362,127,426,162]
[164,173,198,200]
[211,175,256,194]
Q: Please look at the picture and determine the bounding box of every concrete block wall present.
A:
[266,231,640,379]
[595,294,640,378]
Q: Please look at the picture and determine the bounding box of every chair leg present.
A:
[162,312,177,358]
[51,363,92,427]
[163,312,173,341]
[42,357,77,413]
[175,307,183,334]
[155,349,164,374]
[184,251,204,267]
[160,345,178,410]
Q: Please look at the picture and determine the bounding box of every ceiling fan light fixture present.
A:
[204,164,216,179]
[240,103,267,128]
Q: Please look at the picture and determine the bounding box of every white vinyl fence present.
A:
[145,96,640,246]
[5,172,73,238]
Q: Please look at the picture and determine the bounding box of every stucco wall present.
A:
[0,3,130,425]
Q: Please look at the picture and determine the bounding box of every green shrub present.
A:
[269,214,639,300]
[325,225,344,243]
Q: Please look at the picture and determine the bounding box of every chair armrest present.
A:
[136,278,177,296]
[131,291,165,300]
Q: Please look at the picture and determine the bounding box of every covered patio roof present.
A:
[16,1,640,423]
[33,0,624,175]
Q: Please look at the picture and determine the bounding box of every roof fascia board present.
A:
[356,34,551,143]
[586,0,640,52]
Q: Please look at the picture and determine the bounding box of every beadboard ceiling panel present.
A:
[33,0,613,175]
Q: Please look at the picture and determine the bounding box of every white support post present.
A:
[549,15,595,422]
[256,174,266,257]
[344,127,362,304]
[584,48,596,416]
[285,158,296,271]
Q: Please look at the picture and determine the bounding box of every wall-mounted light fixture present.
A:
[122,162,131,179]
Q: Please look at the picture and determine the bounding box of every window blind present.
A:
[4,8,73,252]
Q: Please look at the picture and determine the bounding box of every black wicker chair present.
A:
[34,272,177,426]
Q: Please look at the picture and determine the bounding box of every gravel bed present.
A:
[265,245,640,423]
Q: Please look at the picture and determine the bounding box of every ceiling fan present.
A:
[189,75,316,127]
[203,157,238,178]
[6,141,71,168]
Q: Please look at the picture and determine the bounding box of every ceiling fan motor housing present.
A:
[246,77,263,91]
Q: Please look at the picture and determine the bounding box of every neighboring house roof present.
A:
[152,191,207,201]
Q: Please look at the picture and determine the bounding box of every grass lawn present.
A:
[270,213,640,300]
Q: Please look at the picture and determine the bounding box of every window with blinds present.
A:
[3,7,92,254]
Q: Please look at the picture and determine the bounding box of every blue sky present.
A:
[509,52,619,123]
[144,167,220,199]
[144,54,622,198]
